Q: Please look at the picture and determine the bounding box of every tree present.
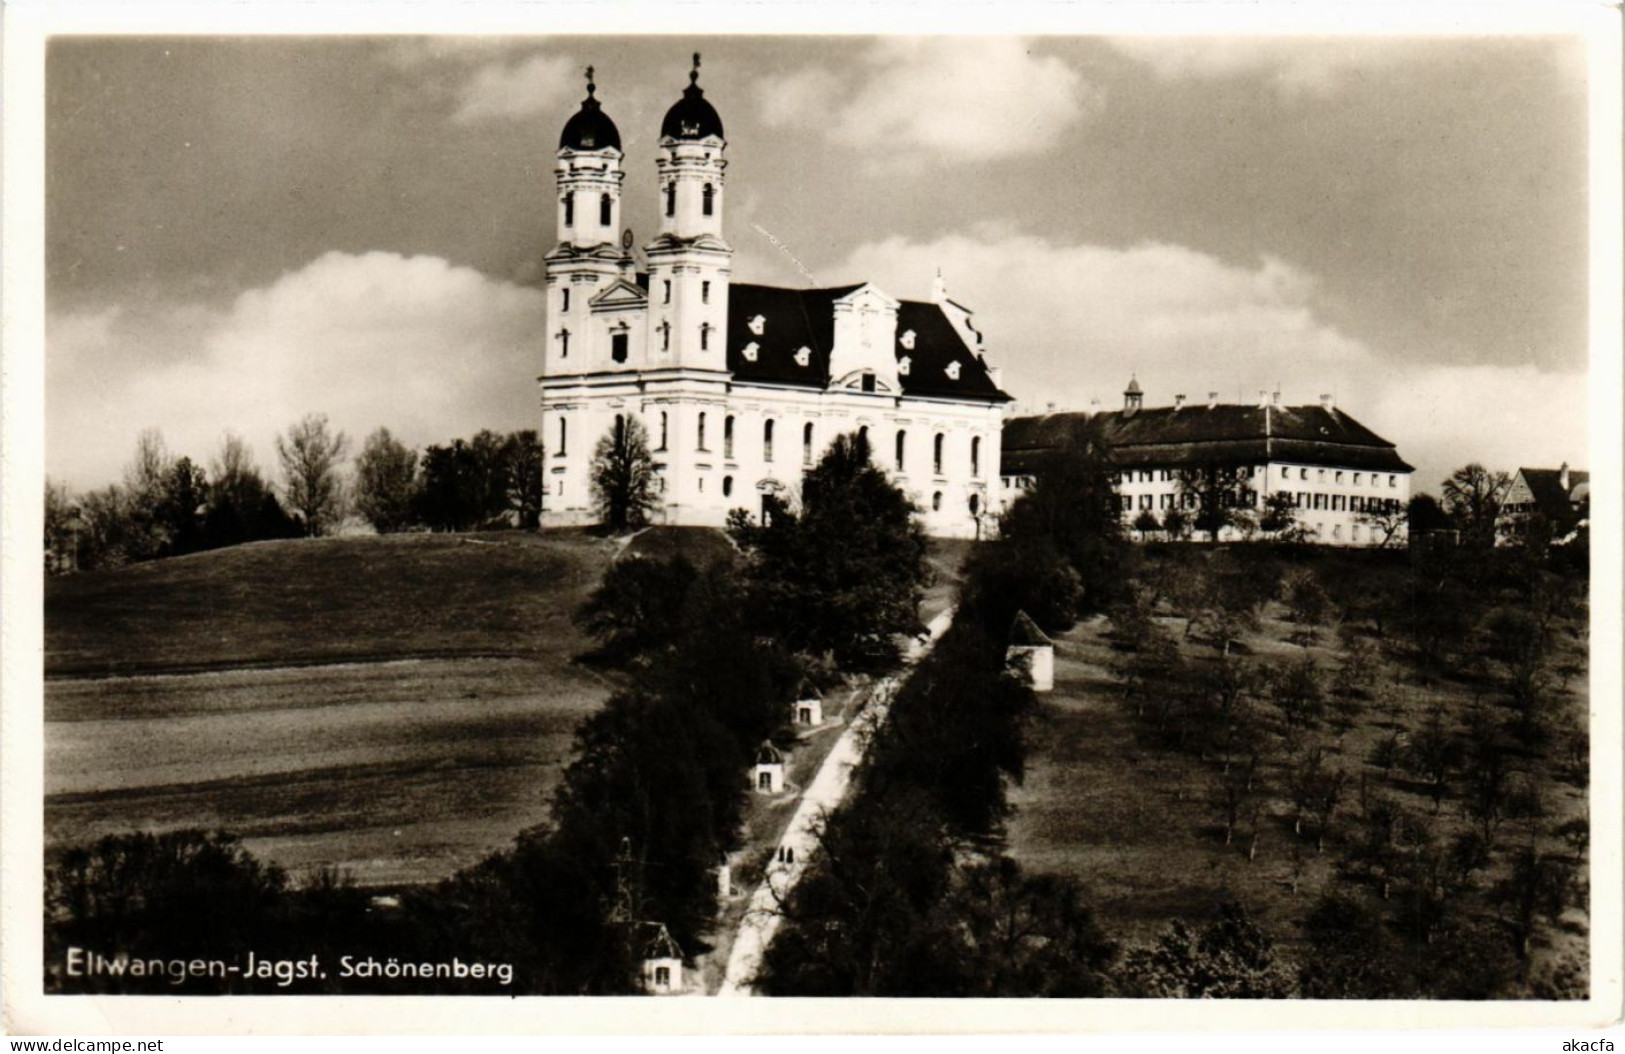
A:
[276,413,350,536]
[1491,847,1574,961]
[1407,492,1451,534]
[729,431,929,669]
[353,428,420,534]
[1358,497,1409,548]
[573,555,700,664]
[1174,462,1255,543]
[504,430,546,530]
[589,416,656,532]
[1117,902,1296,998]
[156,456,209,556]
[1258,490,1301,540]
[121,428,175,560]
[1000,436,1127,610]
[1441,463,1512,548]
[1161,505,1191,541]
[1405,706,1461,812]
[1268,652,1326,733]
[1132,508,1161,540]
[45,479,79,573]
[204,434,298,549]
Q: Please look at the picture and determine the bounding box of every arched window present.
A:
[663,280,672,305]
[932,491,943,512]
[971,436,982,478]
[700,324,710,352]
[599,193,612,227]
[895,430,907,471]
[802,422,814,465]
[665,182,676,218]
[559,329,570,358]
[659,412,668,451]
[558,416,568,457]
[764,419,776,462]
[698,412,708,451]
[969,493,981,516]
[561,289,569,312]
[933,433,945,475]
[722,475,733,498]
[661,322,670,352]
[702,183,715,216]
[611,331,629,363]
[702,281,711,304]
[724,415,735,458]
[563,191,574,227]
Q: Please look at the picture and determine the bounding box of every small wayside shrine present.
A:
[1006,610,1055,692]
[751,739,786,793]
[790,678,824,729]
[637,922,686,995]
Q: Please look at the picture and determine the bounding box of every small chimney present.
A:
[1173,393,1186,410]
[1046,401,1058,413]
[1559,461,1570,492]
[1088,396,1101,413]
[1257,389,1270,408]
[1320,393,1335,411]
[1207,391,1219,409]
[1271,389,1282,408]
[931,268,948,304]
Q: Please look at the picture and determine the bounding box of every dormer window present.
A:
[742,341,760,362]
[898,356,911,376]
[900,329,916,350]
[944,361,962,381]
[748,315,766,336]
[793,347,811,367]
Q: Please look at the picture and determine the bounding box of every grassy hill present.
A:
[45,527,732,677]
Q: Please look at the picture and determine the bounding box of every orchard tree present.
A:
[1174,462,1255,543]
[353,428,420,534]
[1358,498,1409,548]
[1441,462,1512,548]
[729,430,929,669]
[590,416,657,532]
[504,429,546,529]
[1258,491,1300,540]
[276,413,350,536]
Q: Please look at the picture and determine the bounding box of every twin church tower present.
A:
[538,57,1011,539]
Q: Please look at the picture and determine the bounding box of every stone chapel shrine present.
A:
[537,58,1012,539]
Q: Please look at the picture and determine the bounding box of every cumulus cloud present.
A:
[451,52,581,124]
[1107,37,1430,97]
[48,252,546,491]
[832,231,1585,489]
[758,38,1100,161]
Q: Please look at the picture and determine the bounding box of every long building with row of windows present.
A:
[1000,383,1414,546]
[537,61,1009,539]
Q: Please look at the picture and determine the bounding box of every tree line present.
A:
[45,418,546,572]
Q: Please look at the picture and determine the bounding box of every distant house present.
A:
[1001,382,1413,547]
[1498,463,1589,544]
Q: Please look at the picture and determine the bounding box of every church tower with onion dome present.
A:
[644,54,732,372]
[543,68,633,378]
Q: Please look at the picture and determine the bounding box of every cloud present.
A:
[758,38,1100,161]
[451,52,581,124]
[48,252,546,491]
[831,231,1585,489]
[1107,37,1429,97]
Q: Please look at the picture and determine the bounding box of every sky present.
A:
[44,33,1591,494]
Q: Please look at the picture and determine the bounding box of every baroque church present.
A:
[537,59,1012,539]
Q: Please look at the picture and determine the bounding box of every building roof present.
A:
[1002,404,1412,476]
[1009,610,1053,648]
[661,69,724,141]
[559,90,622,152]
[755,740,784,765]
[637,922,683,962]
[1514,466,1590,527]
[726,283,1010,403]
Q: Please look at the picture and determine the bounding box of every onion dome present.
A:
[661,53,724,141]
[1125,376,1142,396]
[559,68,621,152]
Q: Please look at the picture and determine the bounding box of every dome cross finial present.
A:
[691,52,701,84]
[584,65,596,98]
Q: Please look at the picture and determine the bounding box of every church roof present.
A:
[726,283,1010,403]
[661,70,724,141]
[1002,404,1412,476]
[559,91,621,152]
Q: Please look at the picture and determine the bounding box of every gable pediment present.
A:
[590,279,648,310]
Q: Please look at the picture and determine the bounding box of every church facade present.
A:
[537,62,1011,539]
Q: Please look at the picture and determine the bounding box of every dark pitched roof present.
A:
[1001,404,1412,475]
[725,283,1009,402]
[559,95,622,152]
[1009,610,1053,647]
[1515,467,1590,526]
